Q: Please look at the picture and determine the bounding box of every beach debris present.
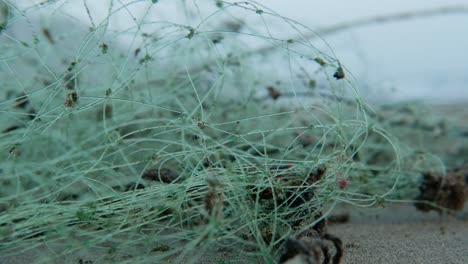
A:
[280,222,343,264]
[415,165,467,214]
[14,92,30,109]
[255,165,344,263]
[333,65,345,80]
[99,43,108,54]
[267,86,281,100]
[142,168,179,183]
[279,237,322,264]
[204,173,224,220]
[2,125,23,134]
[64,92,78,107]
[96,104,113,120]
[42,28,55,45]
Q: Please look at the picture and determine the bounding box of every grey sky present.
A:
[11,0,468,104]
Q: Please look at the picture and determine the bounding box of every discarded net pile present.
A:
[0,1,466,263]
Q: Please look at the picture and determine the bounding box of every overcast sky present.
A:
[257,1,468,104]
[12,0,468,104]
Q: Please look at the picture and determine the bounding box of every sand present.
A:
[328,205,468,264]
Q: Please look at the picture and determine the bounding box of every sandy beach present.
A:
[328,205,467,264]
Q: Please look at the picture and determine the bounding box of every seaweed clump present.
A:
[415,165,467,214]
[272,166,343,264]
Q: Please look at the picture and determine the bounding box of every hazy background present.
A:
[11,0,468,104]
[229,0,468,104]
